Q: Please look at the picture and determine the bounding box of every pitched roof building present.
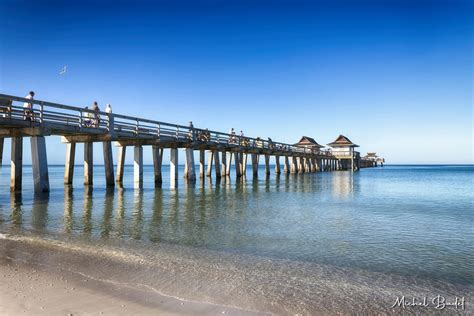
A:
[294,136,324,150]
[327,135,359,148]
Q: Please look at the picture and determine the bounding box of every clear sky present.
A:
[0,0,472,164]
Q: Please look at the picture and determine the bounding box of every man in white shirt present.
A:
[23,91,35,120]
[105,104,112,114]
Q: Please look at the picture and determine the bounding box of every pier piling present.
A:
[31,136,49,193]
[275,155,281,174]
[152,145,163,186]
[84,142,93,185]
[185,148,196,181]
[10,137,22,192]
[170,148,178,187]
[264,154,270,175]
[116,146,126,184]
[64,143,76,185]
[103,141,114,187]
[134,145,143,188]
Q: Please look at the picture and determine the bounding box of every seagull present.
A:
[59,65,67,75]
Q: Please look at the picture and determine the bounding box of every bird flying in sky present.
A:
[59,65,67,75]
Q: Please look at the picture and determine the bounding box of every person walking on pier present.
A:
[105,104,112,114]
[229,127,237,144]
[188,121,195,141]
[92,101,100,127]
[23,91,35,121]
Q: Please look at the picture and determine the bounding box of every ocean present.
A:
[0,164,472,314]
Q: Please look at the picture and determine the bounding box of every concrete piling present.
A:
[134,145,143,188]
[31,136,49,193]
[103,141,114,187]
[64,143,76,184]
[84,142,93,186]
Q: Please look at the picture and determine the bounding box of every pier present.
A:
[0,93,379,192]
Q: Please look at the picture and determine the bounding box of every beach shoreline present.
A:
[0,233,472,315]
[0,236,266,316]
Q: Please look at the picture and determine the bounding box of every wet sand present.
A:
[0,237,266,316]
[0,234,471,315]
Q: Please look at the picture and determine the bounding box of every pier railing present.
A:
[0,94,334,157]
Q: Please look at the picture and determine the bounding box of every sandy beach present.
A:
[0,236,265,316]
[0,232,472,315]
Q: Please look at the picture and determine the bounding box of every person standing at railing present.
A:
[23,91,35,121]
[268,137,274,149]
[105,104,113,131]
[83,106,93,127]
[229,127,237,144]
[188,121,195,141]
[92,101,100,127]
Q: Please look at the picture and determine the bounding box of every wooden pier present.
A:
[0,93,379,192]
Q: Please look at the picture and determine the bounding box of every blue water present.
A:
[0,164,472,288]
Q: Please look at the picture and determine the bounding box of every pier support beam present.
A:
[0,137,4,166]
[235,151,242,178]
[275,155,281,174]
[298,157,304,173]
[152,146,163,186]
[199,149,205,178]
[311,158,317,172]
[290,156,297,174]
[10,137,23,191]
[226,152,233,176]
[170,148,178,187]
[31,136,50,193]
[185,148,196,182]
[306,158,312,173]
[103,141,114,187]
[251,154,258,177]
[264,154,270,176]
[221,151,227,176]
[84,142,93,186]
[242,153,247,175]
[206,151,213,177]
[64,143,76,185]
[116,146,126,184]
[214,151,221,178]
[284,156,290,174]
[134,145,143,188]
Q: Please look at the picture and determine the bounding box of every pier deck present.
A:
[0,93,374,192]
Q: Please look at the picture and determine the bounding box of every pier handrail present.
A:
[0,93,334,157]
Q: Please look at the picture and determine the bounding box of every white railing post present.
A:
[39,101,44,123]
[157,123,160,137]
[175,125,179,140]
[79,109,83,128]
[135,118,139,135]
[108,113,115,136]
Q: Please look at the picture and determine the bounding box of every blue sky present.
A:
[0,0,472,164]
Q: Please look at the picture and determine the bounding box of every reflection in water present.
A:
[4,173,360,243]
[83,187,93,235]
[130,190,143,240]
[115,188,126,238]
[149,190,163,243]
[1,166,472,288]
[101,189,114,238]
[10,192,23,230]
[64,186,74,234]
[32,193,49,232]
[331,172,354,199]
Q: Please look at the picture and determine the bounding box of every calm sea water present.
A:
[0,166,474,284]
[0,164,472,287]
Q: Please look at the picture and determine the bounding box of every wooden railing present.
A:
[0,93,335,157]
